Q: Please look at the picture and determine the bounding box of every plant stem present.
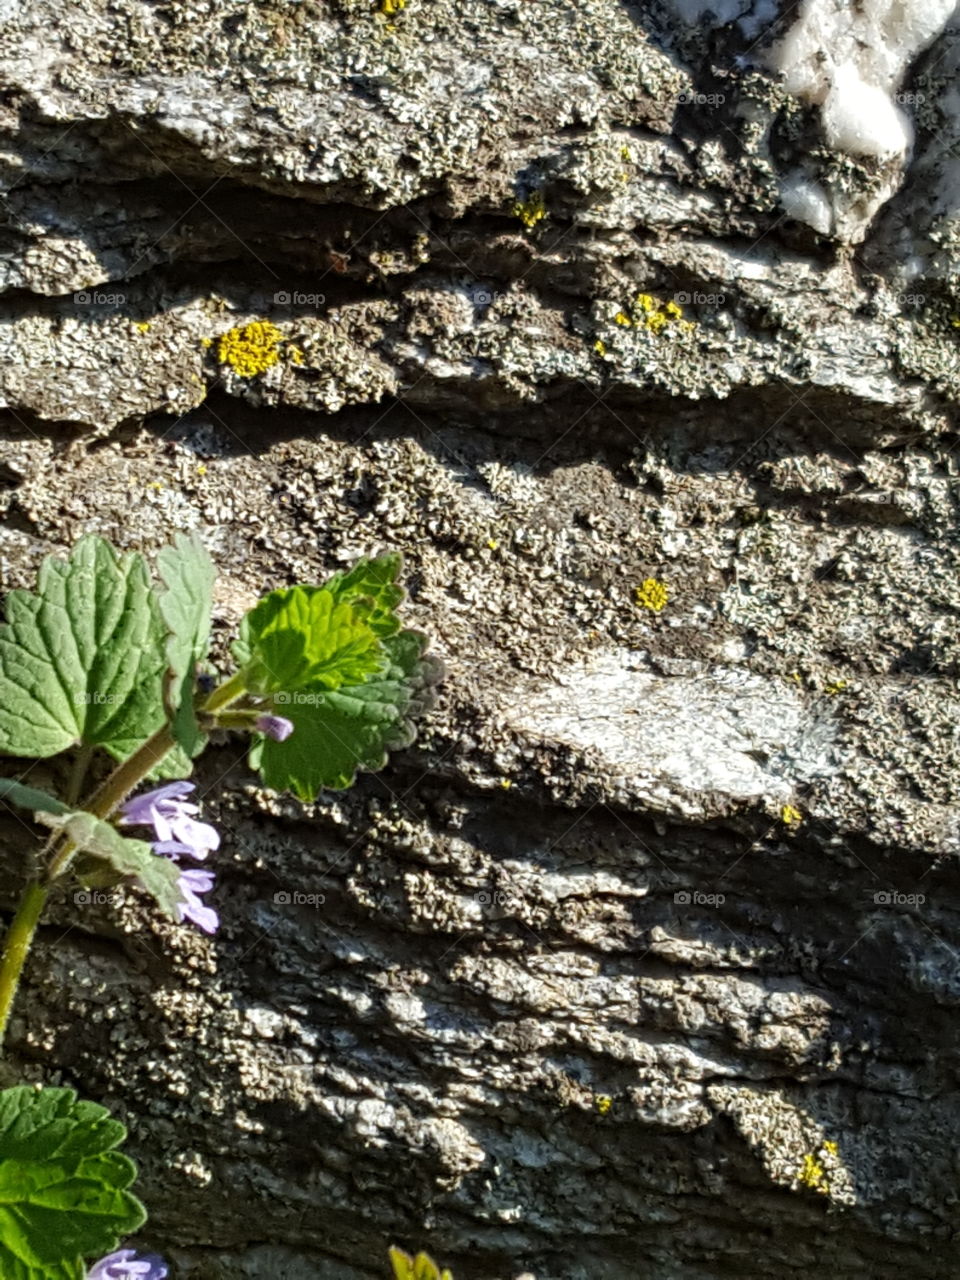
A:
[66,744,92,807]
[44,724,176,886]
[0,881,47,1050]
[201,670,247,714]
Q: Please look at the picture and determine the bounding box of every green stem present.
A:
[44,724,176,885]
[0,881,48,1050]
[66,745,92,808]
[0,671,247,1052]
[201,670,247,714]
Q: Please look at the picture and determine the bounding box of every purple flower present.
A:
[120,781,219,861]
[87,1250,168,1279]
[176,868,219,935]
[256,714,294,742]
[120,781,220,935]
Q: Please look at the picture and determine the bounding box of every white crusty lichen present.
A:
[767,0,953,160]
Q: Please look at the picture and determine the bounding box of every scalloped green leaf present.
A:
[249,629,440,800]
[237,585,385,696]
[323,553,404,637]
[0,537,167,763]
[0,1086,145,1280]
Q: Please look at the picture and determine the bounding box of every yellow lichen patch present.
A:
[595,1094,612,1115]
[499,778,512,789]
[388,1247,453,1280]
[134,321,151,333]
[513,190,547,229]
[217,321,284,378]
[196,463,208,478]
[796,1140,841,1197]
[594,339,607,356]
[380,0,405,12]
[824,679,847,696]
[288,345,305,366]
[781,804,803,826]
[200,337,212,349]
[614,311,632,327]
[635,578,669,613]
[487,538,500,551]
[631,292,694,336]
[797,1152,828,1194]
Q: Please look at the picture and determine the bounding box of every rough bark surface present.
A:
[1,2,960,1277]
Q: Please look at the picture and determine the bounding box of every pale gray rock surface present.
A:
[1,2,960,1278]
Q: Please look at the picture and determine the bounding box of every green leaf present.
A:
[156,533,216,760]
[323,553,404,637]
[238,585,385,696]
[0,1085,145,1280]
[36,811,181,919]
[0,537,167,763]
[0,779,69,817]
[250,628,440,799]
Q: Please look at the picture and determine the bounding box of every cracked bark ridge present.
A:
[1,3,960,1278]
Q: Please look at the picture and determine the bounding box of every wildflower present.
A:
[256,714,294,742]
[176,868,219,935]
[119,782,220,861]
[87,1250,168,1279]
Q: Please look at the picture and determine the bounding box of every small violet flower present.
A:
[87,1249,168,1280]
[256,714,294,742]
[119,781,219,861]
[176,868,219,935]
[120,782,220,935]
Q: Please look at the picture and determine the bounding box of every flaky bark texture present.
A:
[1,2,960,1276]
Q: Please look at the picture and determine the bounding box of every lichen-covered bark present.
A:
[1,3,960,1277]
